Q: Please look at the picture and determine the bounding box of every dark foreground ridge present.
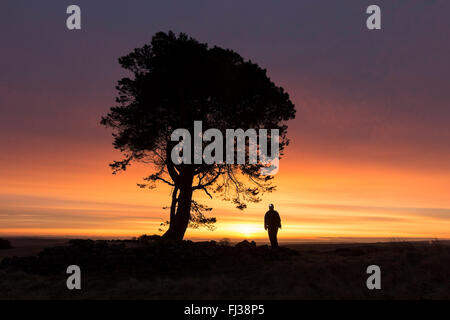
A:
[0,239,449,299]
[0,239,12,250]
[0,238,297,277]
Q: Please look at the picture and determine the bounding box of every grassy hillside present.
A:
[0,239,449,299]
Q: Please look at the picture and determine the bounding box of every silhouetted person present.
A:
[264,204,281,248]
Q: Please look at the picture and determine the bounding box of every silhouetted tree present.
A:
[101,31,295,240]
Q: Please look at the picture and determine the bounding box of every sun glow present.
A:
[235,224,261,238]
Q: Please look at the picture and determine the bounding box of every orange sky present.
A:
[1,127,449,241]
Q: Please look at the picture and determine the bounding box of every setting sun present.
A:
[235,225,261,238]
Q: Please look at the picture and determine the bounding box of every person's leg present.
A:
[272,228,278,248]
[268,229,273,247]
[268,228,278,248]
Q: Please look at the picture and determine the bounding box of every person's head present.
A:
[269,203,274,210]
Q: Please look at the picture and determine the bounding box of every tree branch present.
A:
[192,167,222,190]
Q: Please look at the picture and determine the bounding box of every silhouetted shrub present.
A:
[218,238,231,246]
[0,238,12,250]
[137,234,161,243]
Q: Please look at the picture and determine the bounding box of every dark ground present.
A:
[0,237,449,299]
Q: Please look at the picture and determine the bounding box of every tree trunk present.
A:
[162,171,194,240]
[169,186,179,224]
